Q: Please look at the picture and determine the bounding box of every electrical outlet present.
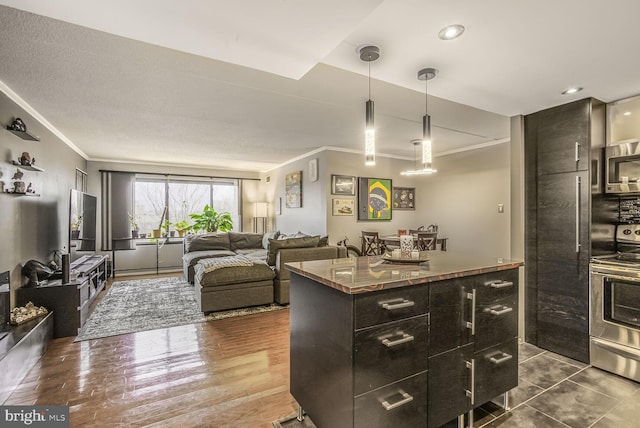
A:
[498,204,504,213]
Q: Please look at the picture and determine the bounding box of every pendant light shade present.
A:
[401,68,438,176]
[358,45,380,166]
[418,67,438,173]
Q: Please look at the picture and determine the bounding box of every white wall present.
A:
[417,144,511,258]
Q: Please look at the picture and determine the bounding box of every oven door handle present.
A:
[591,270,640,282]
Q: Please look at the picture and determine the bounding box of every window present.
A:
[134,175,240,234]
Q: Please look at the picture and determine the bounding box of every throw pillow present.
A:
[266,235,320,265]
[318,235,329,247]
[229,232,263,250]
[262,230,280,249]
[187,233,231,252]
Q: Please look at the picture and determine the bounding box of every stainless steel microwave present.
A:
[606,139,640,193]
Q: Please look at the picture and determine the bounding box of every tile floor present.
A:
[474,343,640,428]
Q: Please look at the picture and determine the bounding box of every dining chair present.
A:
[361,231,384,255]
[416,232,438,250]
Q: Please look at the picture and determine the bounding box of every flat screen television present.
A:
[69,189,97,255]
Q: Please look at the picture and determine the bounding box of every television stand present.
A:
[16,254,108,338]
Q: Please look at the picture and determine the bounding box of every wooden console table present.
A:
[16,255,108,338]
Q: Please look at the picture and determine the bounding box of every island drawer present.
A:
[354,315,429,394]
[354,370,428,428]
[473,338,518,405]
[474,269,518,305]
[474,293,517,352]
[354,285,429,329]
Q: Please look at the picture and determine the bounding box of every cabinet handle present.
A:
[485,280,513,289]
[380,298,415,311]
[575,141,580,163]
[465,359,475,405]
[381,333,415,347]
[465,290,476,335]
[485,305,513,316]
[381,390,414,411]
[576,175,581,253]
[489,352,513,365]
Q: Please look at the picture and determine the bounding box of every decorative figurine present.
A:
[19,151,32,166]
[26,182,33,193]
[12,169,23,180]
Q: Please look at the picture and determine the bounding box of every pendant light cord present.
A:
[368,60,371,100]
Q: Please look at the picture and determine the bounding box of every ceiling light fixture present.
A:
[438,24,465,40]
[562,87,583,95]
[401,140,437,175]
[624,111,632,116]
[358,45,380,166]
[401,67,439,176]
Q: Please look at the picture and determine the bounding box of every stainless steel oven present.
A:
[590,224,640,382]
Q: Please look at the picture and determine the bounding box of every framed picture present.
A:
[331,174,356,195]
[392,187,416,210]
[285,171,302,208]
[332,198,354,216]
[309,158,318,182]
[358,177,392,221]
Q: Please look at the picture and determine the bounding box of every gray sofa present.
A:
[183,231,346,313]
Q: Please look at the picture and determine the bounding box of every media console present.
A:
[16,254,108,338]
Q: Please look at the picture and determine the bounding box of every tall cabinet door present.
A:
[525,97,597,364]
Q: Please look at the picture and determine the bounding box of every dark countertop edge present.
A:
[287,261,523,295]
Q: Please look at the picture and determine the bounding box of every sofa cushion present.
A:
[235,248,268,261]
[183,250,237,266]
[195,259,275,287]
[186,233,231,252]
[229,232,264,250]
[266,235,320,265]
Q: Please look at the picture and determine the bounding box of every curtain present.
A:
[101,171,135,251]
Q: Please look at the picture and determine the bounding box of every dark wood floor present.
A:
[5,274,297,427]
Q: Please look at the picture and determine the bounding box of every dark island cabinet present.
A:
[290,264,520,428]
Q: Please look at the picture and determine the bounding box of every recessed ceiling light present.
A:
[561,87,583,95]
[624,111,632,116]
[438,24,465,40]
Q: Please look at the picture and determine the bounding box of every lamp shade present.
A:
[254,202,268,218]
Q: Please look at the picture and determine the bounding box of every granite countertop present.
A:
[286,251,523,294]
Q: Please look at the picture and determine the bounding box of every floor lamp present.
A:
[253,202,268,233]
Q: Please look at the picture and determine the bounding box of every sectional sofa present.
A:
[183,231,346,313]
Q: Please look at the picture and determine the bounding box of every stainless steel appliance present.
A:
[605,139,640,194]
[590,224,640,382]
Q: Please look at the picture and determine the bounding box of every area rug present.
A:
[75,277,286,342]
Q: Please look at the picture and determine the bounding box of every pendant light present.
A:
[358,45,380,166]
[401,68,438,175]
[418,67,438,173]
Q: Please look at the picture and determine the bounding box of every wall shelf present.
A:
[3,191,40,197]
[5,127,40,141]
[10,161,44,172]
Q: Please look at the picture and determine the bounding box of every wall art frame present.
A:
[285,171,302,208]
[332,198,354,216]
[392,186,416,210]
[331,174,356,195]
[358,177,392,221]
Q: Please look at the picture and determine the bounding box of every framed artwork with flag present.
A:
[358,177,392,220]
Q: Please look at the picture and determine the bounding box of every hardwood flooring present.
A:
[5,274,297,427]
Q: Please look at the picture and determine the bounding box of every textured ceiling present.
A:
[1,1,639,172]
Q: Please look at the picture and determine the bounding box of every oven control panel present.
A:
[616,224,640,243]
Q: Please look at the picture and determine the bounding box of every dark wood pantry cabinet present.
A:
[524,97,605,363]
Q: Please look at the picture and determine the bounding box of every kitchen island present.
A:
[286,252,523,428]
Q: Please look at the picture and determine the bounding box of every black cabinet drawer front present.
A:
[473,339,518,405]
[354,371,428,428]
[475,295,518,351]
[355,285,429,329]
[355,315,429,394]
[474,269,518,305]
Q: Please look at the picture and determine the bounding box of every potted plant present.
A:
[128,214,139,239]
[189,204,233,233]
[162,219,172,238]
[174,219,190,237]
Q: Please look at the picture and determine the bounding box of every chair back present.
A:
[361,231,383,255]
[426,224,438,233]
[416,232,438,250]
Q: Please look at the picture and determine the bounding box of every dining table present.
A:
[380,234,448,251]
